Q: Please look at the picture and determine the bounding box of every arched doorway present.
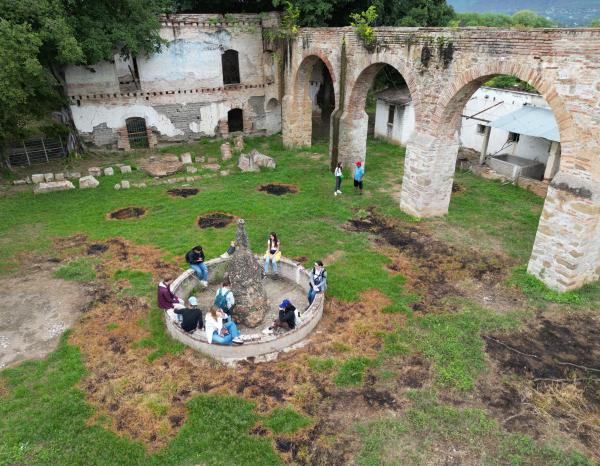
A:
[227,108,243,133]
[125,117,149,148]
[282,55,336,148]
[338,62,417,168]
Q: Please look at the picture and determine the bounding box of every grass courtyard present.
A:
[0,135,598,465]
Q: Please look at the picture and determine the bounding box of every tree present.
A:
[591,19,600,27]
[0,0,170,147]
[453,10,554,28]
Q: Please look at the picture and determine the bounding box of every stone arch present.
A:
[338,61,420,167]
[265,98,281,134]
[282,53,337,148]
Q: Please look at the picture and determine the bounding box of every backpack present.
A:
[214,288,231,310]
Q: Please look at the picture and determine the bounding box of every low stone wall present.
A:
[166,255,324,364]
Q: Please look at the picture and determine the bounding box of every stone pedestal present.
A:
[527,173,600,291]
[337,110,368,167]
[227,220,269,327]
[399,130,459,218]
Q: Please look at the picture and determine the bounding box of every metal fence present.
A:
[5,136,68,167]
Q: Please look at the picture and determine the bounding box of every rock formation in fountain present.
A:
[227,219,269,327]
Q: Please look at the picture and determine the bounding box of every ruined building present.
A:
[65,13,282,150]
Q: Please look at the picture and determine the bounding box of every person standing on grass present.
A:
[157,277,185,322]
[334,161,343,196]
[186,245,208,287]
[205,306,244,345]
[353,161,364,194]
[174,296,204,333]
[308,260,327,305]
[264,232,281,274]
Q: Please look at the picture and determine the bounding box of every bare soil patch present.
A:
[484,314,600,456]
[108,207,147,220]
[0,264,92,369]
[258,183,298,196]
[167,188,198,198]
[197,212,236,229]
[344,208,511,312]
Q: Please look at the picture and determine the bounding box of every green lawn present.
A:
[0,135,594,465]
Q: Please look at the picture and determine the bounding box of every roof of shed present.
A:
[375,87,412,105]
[488,106,560,142]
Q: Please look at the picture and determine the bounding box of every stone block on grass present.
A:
[180,152,193,164]
[54,173,65,181]
[186,166,198,174]
[114,183,121,190]
[31,174,45,184]
[88,167,102,177]
[121,180,130,189]
[44,173,54,182]
[34,180,75,194]
[79,175,99,189]
[103,167,114,176]
[120,165,132,174]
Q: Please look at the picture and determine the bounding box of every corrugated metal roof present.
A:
[488,106,560,142]
[375,87,412,105]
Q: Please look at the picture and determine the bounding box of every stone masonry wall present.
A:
[282,26,600,291]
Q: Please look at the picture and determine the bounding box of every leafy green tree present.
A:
[453,10,554,28]
[591,19,600,27]
[0,0,170,147]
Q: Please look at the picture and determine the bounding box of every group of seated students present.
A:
[156,234,328,346]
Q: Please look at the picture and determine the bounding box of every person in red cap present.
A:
[353,161,365,194]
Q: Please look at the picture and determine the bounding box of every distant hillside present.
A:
[447,0,600,26]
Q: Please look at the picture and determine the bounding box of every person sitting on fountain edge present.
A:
[205,305,243,345]
[214,280,235,320]
[186,245,208,287]
[157,276,185,322]
[264,232,281,275]
[174,296,204,333]
[262,299,299,335]
[308,260,327,305]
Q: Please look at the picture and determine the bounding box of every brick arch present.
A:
[434,62,577,150]
[346,60,422,123]
[292,50,339,107]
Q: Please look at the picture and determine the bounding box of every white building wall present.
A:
[460,87,552,162]
[374,100,415,146]
[64,13,281,147]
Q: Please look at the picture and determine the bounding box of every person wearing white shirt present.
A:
[334,162,343,196]
[204,306,243,345]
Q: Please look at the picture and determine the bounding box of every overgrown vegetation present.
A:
[357,390,593,466]
[382,306,525,390]
[350,6,378,50]
[54,258,99,282]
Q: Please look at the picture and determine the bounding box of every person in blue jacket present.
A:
[353,161,364,195]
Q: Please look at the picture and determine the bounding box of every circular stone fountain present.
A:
[165,220,324,364]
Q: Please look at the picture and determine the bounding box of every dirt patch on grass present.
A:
[322,250,344,266]
[167,188,198,198]
[345,209,511,312]
[258,183,298,196]
[108,207,147,220]
[197,212,236,229]
[0,264,93,369]
[485,314,600,458]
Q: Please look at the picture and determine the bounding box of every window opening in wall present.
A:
[118,55,141,92]
[508,132,520,143]
[387,105,395,125]
[227,108,243,133]
[476,124,486,134]
[222,50,241,85]
[126,117,149,148]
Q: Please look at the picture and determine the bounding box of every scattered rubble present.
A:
[34,180,75,194]
[139,154,183,177]
[238,149,276,172]
[79,175,99,189]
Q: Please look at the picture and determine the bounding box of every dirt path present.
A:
[0,264,92,369]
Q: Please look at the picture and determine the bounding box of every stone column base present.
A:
[528,173,600,291]
[337,111,368,168]
[399,130,459,217]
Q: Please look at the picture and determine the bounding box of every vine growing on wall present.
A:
[350,5,378,51]
[265,1,299,41]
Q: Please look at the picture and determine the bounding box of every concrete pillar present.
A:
[528,173,600,291]
[337,110,368,167]
[544,141,561,180]
[282,94,311,148]
[479,126,491,165]
[399,130,459,217]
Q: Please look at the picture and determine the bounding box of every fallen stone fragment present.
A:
[186,166,198,174]
[114,183,121,190]
[54,173,65,181]
[88,167,102,177]
[44,173,54,182]
[34,180,75,194]
[31,174,45,184]
[180,152,192,164]
[103,167,114,176]
[220,143,232,160]
[120,165,132,174]
[121,180,130,189]
[79,175,99,189]
[139,154,183,177]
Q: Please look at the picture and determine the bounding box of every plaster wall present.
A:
[374,100,415,146]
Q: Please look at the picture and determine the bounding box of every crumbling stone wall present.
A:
[65,13,282,146]
[282,26,600,291]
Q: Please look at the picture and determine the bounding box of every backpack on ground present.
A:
[214,288,231,310]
